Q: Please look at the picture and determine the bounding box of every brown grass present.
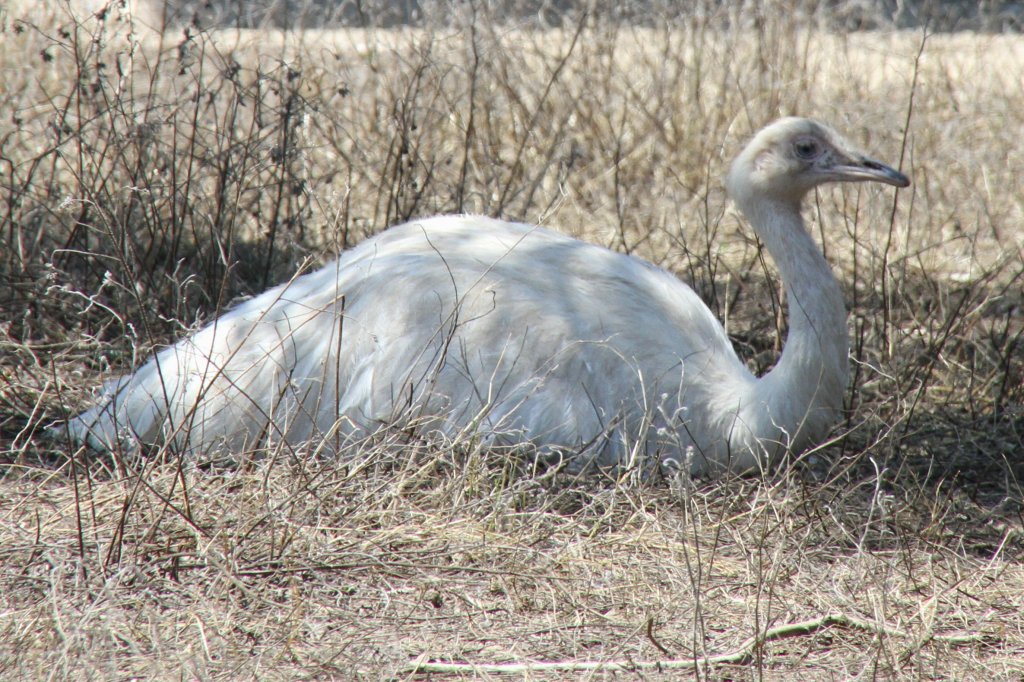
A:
[2,1,1023,678]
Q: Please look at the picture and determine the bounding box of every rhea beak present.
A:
[831,155,911,188]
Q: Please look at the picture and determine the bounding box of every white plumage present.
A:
[64,118,909,475]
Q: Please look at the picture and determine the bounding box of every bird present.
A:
[61,118,910,476]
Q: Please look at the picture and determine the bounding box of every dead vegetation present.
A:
[1,0,1022,678]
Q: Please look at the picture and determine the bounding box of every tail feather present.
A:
[60,303,350,453]
[62,369,173,451]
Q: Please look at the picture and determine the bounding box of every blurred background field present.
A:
[1,1,1022,678]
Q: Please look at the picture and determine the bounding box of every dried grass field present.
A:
[2,1,1023,678]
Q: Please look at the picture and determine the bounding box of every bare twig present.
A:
[405,612,993,675]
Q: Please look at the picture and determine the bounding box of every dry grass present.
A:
[2,1,1023,678]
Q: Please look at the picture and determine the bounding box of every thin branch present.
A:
[405,612,994,675]
[645,617,671,656]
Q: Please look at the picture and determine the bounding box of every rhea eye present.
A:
[793,139,820,160]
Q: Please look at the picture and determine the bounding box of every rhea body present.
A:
[65,118,909,474]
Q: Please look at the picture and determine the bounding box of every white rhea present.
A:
[63,118,909,475]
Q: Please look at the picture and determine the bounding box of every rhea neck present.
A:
[736,194,849,449]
